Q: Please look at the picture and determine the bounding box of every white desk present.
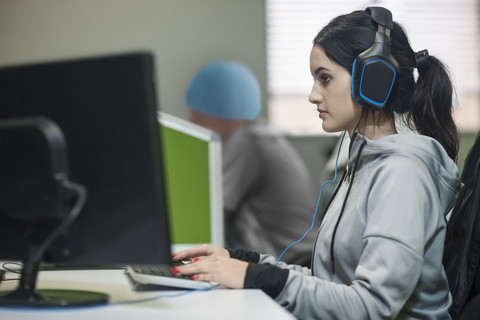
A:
[0,268,296,320]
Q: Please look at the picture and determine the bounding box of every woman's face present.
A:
[308,45,363,135]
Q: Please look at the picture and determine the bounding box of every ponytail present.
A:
[389,23,459,161]
[407,50,459,160]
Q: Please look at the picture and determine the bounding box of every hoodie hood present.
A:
[348,133,462,213]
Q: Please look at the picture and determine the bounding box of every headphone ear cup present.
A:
[351,49,398,110]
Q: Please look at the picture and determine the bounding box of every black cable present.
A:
[24,180,86,270]
[330,139,366,274]
[12,180,87,298]
[2,262,22,274]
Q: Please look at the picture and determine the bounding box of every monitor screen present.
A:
[158,112,224,250]
[0,52,172,305]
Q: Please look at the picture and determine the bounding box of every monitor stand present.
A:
[0,184,109,307]
[0,253,109,307]
[0,118,109,307]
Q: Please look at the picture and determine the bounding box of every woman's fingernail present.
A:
[192,257,199,262]
[171,267,181,275]
[192,274,199,280]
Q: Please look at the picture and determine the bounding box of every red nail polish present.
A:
[171,267,180,275]
[192,274,199,280]
[192,257,199,262]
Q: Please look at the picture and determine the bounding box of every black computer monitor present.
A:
[0,52,172,306]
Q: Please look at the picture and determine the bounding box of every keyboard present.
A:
[125,264,215,290]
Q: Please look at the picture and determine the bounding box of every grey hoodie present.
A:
[246,133,462,319]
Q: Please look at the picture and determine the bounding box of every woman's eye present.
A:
[312,74,331,85]
[320,75,331,84]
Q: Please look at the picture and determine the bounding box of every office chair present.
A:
[443,130,480,320]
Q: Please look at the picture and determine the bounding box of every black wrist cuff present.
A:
[227,248,260,263]
[244,263,289,298]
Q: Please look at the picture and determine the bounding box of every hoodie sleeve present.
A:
[274,239,425,319]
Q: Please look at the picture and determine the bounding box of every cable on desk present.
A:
[2,262,22,274]
[0,262,22,283]
[109,287,214,306]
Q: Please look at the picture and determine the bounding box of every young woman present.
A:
[172,7,463,319]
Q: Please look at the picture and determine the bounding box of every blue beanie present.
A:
[186,61,261,120]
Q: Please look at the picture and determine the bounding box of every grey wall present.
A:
[0,0,267,119]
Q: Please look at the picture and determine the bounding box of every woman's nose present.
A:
[308,85,321,105]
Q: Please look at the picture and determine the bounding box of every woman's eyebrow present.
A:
[313,67,331,75]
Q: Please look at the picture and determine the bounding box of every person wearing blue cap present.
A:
[186,60,318,265]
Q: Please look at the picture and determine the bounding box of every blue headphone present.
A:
[351,7,399,110]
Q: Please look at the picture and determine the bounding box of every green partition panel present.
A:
[160,125,212,244]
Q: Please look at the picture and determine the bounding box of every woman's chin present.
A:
[322,124,342,134]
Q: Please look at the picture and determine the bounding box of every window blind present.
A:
[266,0,479,133]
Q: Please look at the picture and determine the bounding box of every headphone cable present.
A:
[275,130,347,266]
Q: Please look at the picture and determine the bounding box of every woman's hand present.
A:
[172,244,230,262]
[171,254,248,289]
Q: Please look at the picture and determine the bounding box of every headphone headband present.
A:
[351,7,399,110]
[366,6,394,29]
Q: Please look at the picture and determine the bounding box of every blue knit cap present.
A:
[186,61,261,120]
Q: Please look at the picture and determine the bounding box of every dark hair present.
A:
[313,10,459,160]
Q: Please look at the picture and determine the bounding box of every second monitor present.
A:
[158,112,224,250]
